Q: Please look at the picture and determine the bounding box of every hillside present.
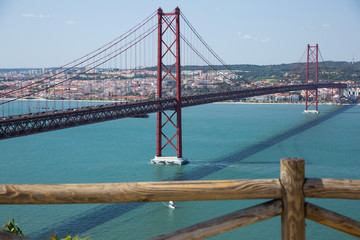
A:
[1,61,359,82]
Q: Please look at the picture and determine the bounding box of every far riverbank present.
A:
[214,101,357,105]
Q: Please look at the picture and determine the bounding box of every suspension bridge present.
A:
[0,7,348,164]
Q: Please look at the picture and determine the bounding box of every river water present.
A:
[1,103,359,239]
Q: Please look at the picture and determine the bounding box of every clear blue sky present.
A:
[0,0,359,68]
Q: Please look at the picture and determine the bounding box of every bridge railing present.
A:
[1,157,359,239]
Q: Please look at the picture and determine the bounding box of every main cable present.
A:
[0,11,157,98]
[180,11,241,78]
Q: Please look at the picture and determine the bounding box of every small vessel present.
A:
[168,201,176,209]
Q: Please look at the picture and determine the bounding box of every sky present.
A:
[0,0,359,68]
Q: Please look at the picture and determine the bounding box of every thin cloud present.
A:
[237,32,269,43]
[65,20,76,24]
[238,32,257,41]
[22,13,50,18]
[244,34,257,41]
[322,23,331,28]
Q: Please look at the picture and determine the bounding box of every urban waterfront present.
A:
[1,103,359,239]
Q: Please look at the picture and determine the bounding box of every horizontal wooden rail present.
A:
[3,178,360,205]
[305,202,360,238]
[151,199,282,240]
[0,179,283,204]
[304,178,360,199]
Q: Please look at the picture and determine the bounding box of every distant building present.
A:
[248,95,269,102]
[289,95,300,102]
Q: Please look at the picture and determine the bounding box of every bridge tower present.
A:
[304,44,319,114]
[151,7,188,165]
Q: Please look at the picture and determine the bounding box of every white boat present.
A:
[168,201,176,209]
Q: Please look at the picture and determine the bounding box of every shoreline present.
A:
[1,98,358,106]
[213,101,359,106]
[0,98,126,103]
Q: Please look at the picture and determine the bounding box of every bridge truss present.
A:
[0,83,346,140]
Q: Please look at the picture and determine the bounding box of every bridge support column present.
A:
[304,44,319,114]
[151,7,188,165]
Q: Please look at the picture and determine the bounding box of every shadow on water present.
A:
[173,105,356,181]
[33,104,355,239]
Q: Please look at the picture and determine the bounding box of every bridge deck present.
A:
[0,83,346,140]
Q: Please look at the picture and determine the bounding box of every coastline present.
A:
[213,101,354,105]
[1,98,358,106]
[0,98,125,103]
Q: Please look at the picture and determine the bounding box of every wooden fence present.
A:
[0,158,359,239]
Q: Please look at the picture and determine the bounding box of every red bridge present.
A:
[0,7,348,163]
[0,82,346,141]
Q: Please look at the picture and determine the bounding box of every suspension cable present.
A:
[0,11,157,98]
[180,11,240,77]
[0,22,158,105]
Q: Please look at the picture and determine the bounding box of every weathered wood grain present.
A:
[0,179,282,204]
[304,178,360,199]
[280,157,305,240]
[305,202,360,238]
[150,199,282,240]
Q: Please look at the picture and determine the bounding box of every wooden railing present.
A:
[1,158,359,239]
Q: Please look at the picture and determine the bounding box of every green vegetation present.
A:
[237,61,360,82]
[1,61,359,84]
[1,218,90,240]
[170,61,360,82]
[1,218,24,236]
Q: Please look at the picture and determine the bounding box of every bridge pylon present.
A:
[304,44,319,114]
[151,7,188,165]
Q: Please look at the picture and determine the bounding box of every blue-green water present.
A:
[1,103,359,239]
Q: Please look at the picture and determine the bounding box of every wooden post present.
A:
[280,157,305,240]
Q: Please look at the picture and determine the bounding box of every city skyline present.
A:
[0,0,359,68]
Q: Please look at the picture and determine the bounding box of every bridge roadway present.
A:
[0,83,347,139]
